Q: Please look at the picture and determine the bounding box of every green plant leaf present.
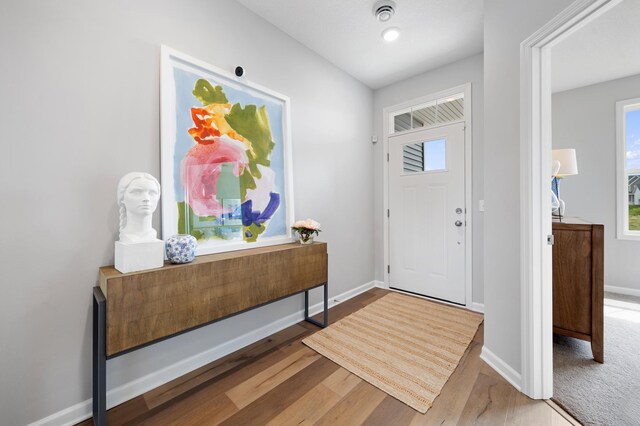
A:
[192,79,228,105]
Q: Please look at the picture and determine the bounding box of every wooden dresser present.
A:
[552,218,604,363]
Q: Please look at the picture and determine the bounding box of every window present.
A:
[616,97,640,239]
[402,139,446,173]
[390,93,464,134]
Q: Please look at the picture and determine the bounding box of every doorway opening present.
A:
[520,0,628,404]
[546,1,640,423]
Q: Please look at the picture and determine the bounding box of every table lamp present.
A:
[552,149,579,219]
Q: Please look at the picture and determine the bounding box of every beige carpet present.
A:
[552,294,640,425]
[302,292,483,413]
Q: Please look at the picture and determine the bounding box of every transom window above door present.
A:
[390,93,464,134]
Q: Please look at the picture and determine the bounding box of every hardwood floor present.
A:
[79,288,574,425]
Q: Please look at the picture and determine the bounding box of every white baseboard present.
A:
[470,302,485,313]
[29,280,378,426]
[372,280,385,288]
[27,399,92,426]
[605,285,640,298]
[480,346,522,392]
[331,280,378,304]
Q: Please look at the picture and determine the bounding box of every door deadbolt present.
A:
[455,208,463,214]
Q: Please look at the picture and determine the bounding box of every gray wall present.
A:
[372,53,485,304]
[483,0,574,374]
[0,1,373,424]
[553,74,640,293]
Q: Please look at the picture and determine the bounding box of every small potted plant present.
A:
[291,219,321,244]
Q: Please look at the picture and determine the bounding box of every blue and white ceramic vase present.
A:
[165,234,197,264]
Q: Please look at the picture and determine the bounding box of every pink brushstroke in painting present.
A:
[181,135,248,217]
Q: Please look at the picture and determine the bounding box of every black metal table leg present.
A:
[304,288,310,320]
[322,282,328,326]
[304,282,329,328]
[93,288,107,426]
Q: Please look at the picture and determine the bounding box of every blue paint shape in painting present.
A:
[241,193,280,226]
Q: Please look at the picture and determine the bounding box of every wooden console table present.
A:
[552,218,603,363]
[92,242,328,425]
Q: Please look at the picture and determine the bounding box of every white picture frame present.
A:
[160,46,294,255]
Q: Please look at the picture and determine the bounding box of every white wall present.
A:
[483,0,573,375]
[372,53,485,304]
[553,73,640,293]
[0,1,373,424]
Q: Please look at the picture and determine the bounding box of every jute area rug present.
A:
[302,292,483,413]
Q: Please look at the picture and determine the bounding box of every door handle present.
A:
[455,220,463,227]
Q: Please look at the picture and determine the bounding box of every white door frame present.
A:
[382,83,473,309]
[520,0,622,399]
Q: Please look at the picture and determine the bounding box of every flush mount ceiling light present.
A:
[373,0,396,22]
[382,27,400,42]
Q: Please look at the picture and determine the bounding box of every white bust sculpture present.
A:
[117,172,161,243]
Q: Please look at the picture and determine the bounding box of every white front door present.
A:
[388,122,466,304]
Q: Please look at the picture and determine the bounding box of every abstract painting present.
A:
[161,47,293,255]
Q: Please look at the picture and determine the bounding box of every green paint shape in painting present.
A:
[226,104,275,168]
[192,79,228,105]
[243,222,265,243]
[178,201,211,240]
[177,201,188,234]
[239,168,256,200]
[216,163,241,200]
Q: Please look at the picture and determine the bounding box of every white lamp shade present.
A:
[552,149,578,177]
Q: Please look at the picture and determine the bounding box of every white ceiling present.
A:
[552,0,640,93]
[235,0,484,89]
